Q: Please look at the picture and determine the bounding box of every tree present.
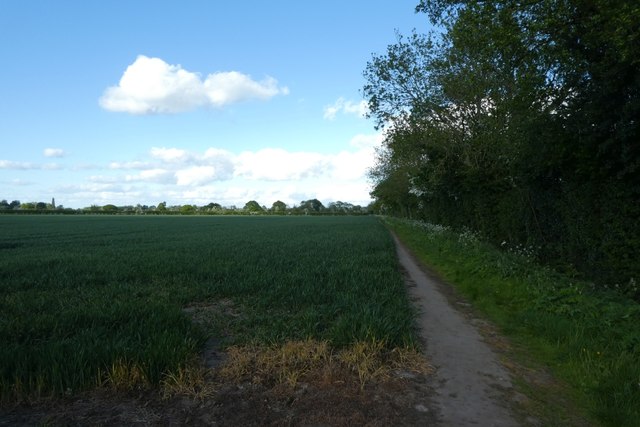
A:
[369,161,421,218]
[180,204,196,215]
[364,0,640,291]
[328,201,356,214]
[102,204,118,213]
[298,199,324,214]
[270,200,287,214]
[243,200,264,214]
[204,202,222,212]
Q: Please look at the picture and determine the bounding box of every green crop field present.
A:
[0,215,415,400]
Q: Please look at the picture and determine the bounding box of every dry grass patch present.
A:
[99,359,150,391]
[339,339,433,388]
[219,339,432,390]
[220,339,332,387]
[160,361,215,401]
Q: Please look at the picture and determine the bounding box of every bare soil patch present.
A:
[0,362,437,426]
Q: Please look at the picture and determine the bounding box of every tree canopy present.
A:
[298,199,325,213]
[243,200,265,213]
[365,0,640,294]
[270,200,287,213]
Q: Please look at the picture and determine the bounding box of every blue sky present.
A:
[0,1,430,208]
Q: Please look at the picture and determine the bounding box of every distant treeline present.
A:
[0,199,372,216]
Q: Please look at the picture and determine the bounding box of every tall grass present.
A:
[0,215,416,401]
[386,217,640,427]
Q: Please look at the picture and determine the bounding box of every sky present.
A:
[0,1,431,209]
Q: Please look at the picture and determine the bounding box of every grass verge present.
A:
[386,217,640,427]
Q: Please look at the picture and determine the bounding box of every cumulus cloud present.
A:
[235,148,328,181]
[103,137,380,189]
[316,181,373,206]
[126,169,174,184]
[175,166,219,186]
[105,147,235,186]
[330,150,374,181]
[205,72,289,106]
[323,97,369,120]
[100,55,289,114]
[43,148,65,158]
[151,146,235,183]
[202,149,235,180]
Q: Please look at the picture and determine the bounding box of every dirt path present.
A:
[393,234,521,427]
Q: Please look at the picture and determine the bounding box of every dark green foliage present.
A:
[242,200,264,213]
[270,200,287,213]
[0,215,415,399]
[365,0,640,294]
[297,198,325,213]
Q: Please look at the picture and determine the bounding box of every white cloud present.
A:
[323,97,369,120]
[150,147,190,162]
[106,138,380,196]
[56,183,135,194]
[55,184,144,206]
[126,169,174,184]
[175,166,219,186]
[330,150,374,181]
[109,161,152,170]
[0,160,33,170]
[316,181,373,206]
[205,72,289,106]
[203,147,231,159]
[235,148,328,181]
[144,139,379,200]
[43,148,65,158]
[100,55,288,114]
[201,148,235,180]
[0,160,61,170]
